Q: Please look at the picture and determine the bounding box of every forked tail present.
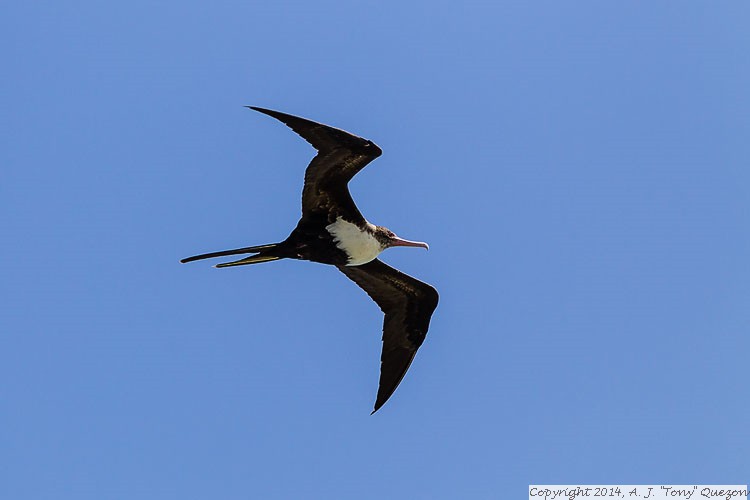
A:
[180,243,282,268]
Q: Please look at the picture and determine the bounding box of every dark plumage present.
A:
[181,107,438,413]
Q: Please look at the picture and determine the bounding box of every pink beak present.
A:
[389,236,429,250]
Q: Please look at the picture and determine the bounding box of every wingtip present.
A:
[370,400,386,415]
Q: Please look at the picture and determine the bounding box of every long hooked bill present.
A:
[390,237,429,250]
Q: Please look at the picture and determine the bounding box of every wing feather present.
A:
[248,107,382,223]
[338,259,439,413]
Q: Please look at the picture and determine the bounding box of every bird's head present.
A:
[373,226,429,252]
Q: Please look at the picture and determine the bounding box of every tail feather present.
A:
[215,254,281,268]
[180,243,279,264]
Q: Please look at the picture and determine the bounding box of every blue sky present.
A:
[3,2,749,498]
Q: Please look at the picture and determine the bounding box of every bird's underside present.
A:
[181,106,439,413]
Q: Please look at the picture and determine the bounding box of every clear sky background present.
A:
[3,2,749,499]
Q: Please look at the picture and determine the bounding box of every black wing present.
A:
[338,259,439,413]
[248,106,382,224]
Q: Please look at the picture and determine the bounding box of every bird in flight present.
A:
[181,106,439,413]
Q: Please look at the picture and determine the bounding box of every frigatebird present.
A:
[181,106,438,413]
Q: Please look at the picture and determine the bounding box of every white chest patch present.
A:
[326,217,383,266]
